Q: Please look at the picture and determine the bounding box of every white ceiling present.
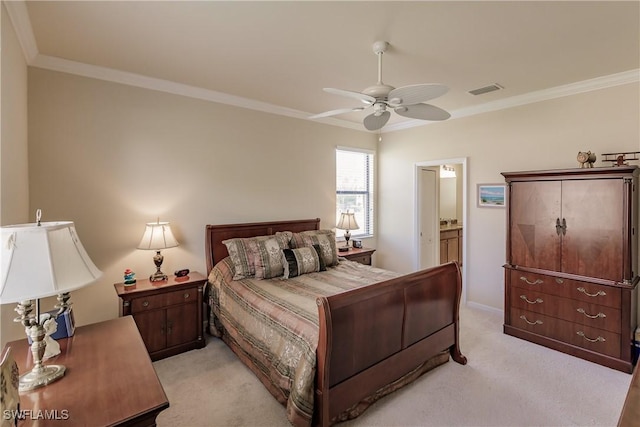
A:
[6,1,640,132]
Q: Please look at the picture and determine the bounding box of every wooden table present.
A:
[3,316,169,426]
[618,362,640,426]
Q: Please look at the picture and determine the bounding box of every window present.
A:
[336,147,374,237]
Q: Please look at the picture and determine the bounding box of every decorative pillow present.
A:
[223,232,292,280]
[254,237,287,279]
[282,244,326,279]
[275,231,293,247]
[290,230,338,267]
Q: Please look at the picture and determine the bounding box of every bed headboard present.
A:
[205,218,321,274]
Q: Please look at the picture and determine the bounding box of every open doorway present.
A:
[415,158,468,301]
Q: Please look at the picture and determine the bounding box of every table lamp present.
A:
[336,212,359,249]
[0,211,102,391]
[137,219,179,282]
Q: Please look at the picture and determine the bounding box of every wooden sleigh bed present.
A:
[205,218,467,426]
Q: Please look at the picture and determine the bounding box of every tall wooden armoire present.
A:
[502,166,638,373]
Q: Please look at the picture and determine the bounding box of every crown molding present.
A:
[7,1,639,134]
[4,0,38,63]
[383,68,640,133]
[31,53,365,131]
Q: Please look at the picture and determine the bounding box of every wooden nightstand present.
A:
[114,271,206,360]
[338,247,376,265]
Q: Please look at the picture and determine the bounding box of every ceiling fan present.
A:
[309,41,451,131]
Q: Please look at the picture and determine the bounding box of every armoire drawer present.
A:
[510,270,621,308]
[511,308,621,358]
[510,288,621,333]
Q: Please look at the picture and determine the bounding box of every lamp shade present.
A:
[0,222,103,304]
[336,212,359,231]
[137,221,179,250]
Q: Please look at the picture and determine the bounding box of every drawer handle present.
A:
[520,295,543,304]
[555,278,564,284]
[576,331,605,343]
[184,292,190,299]
[142,301,149,307]
[520,276,543,285]
[577,287,606,298]
[519,315,543,326]
[576,308,606,319]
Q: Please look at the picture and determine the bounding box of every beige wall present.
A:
[0,67,379,344]
[0,3,30,346]
[377,83,640,311]
[0,3,29,225]
[2,36,638,344]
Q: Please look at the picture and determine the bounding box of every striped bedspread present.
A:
[207,257,399,426]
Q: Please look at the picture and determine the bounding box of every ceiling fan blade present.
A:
[323,88,376,105]
[309,106,366,119]
[394,103,451,121]
[363,111,391,131]
[388,84,449,107]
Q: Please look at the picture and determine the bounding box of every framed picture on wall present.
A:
[477,184,506,208]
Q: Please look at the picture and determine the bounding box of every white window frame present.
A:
[336,146,375,239]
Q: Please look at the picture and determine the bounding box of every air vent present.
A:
[468,83,503,96]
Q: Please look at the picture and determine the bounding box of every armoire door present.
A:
[509,180,562,271]
[561,179,625,281]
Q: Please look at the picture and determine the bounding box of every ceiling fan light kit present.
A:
[310,41,451,131]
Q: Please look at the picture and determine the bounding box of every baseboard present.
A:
[465,301,503,316]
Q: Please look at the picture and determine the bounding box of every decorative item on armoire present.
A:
[137,219,179,282]
[576,151,596,168]
[602,151,640,166]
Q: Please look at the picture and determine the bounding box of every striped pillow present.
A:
[281,245,326,279]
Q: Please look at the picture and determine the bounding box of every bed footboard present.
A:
[314,262,466,426]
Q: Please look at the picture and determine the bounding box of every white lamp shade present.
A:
[137,222,179,250]
[0,222,103,304]
[336,212,359,231]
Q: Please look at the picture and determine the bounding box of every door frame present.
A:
[414,157,468,303]
[418,167,439,269]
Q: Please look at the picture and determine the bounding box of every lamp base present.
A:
[19,364,66,392]
[150,250,168,281]
[149,271,168,282]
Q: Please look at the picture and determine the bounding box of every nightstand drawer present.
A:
[348,254,371,265]
[165,287,197,306]
[130,288,197,313]
[340,247,376,266]
[131,293,164,313]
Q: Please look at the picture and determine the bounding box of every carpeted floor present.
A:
[153,305,632,426]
